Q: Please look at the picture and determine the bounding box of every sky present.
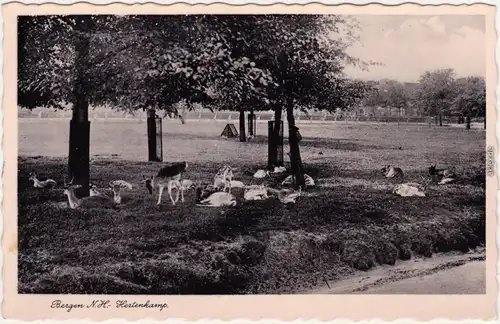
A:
[341,15,486,83]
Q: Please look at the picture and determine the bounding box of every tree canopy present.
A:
[19,15,372,119]
[453,76,486,118]
[414,68,456,119]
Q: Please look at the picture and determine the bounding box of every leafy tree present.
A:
[453,76,486,129]
[415,69,456,126]
[364,80,410,115]
[18,15,75,109]
[200,15,370,185]
[361,82,386,110]
[316,78,372,119]
[18,15,143,110]
[383,80,410,115]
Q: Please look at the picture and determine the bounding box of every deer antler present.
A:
[63,176,76,188]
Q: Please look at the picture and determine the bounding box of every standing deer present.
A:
[143,162,188,206]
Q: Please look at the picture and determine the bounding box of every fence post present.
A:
[156,116,163,162]
[147,109,163,162]
[268,120,284,169]
[248,110,256,136]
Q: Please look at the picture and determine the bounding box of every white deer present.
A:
[244,185,269,201]
[196,191,237,207]
[253,169,270,179]
[28,172,57,188]
[214,165,235,193]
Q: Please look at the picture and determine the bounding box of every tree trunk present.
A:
[239,107,246,142]
[269,51,288,169]
[147,108,159,162]
[268,104,282,169]
[438,113,443,126]
[248,108,255,136]
[286,97,305,188]
[68,15,93,198]
[466,114,471,130]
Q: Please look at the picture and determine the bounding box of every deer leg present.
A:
[156,185,164,206]
[168,182,176,206]
[180,182,185,202]
[174,182,181,203]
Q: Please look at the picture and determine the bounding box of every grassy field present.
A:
[18,119,486,294]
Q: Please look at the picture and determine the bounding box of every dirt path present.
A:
[305,251,485,294]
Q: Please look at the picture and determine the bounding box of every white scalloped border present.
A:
[1,0,498,324]
[0,0,499,4]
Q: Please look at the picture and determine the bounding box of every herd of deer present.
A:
[26,161,457,210]
[26,161,313,210]
[142,162,309,207]
[381,164,458,197]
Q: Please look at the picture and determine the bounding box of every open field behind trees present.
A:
[19,118,486,161]
[18,119,486,294]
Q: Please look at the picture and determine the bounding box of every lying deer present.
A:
[381,165,404,179]
[196,184,219,202]
[428,164,456,179]
[393,176,432,197]
[109,180,133,204]
[89,180,133,204]
[244,185,269,201]
[267,186,302,204]
[143,162,188,206]
[253,169,270,179]
[28,172,57,188]
[63,177,116,209]
[195,187,237,207]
